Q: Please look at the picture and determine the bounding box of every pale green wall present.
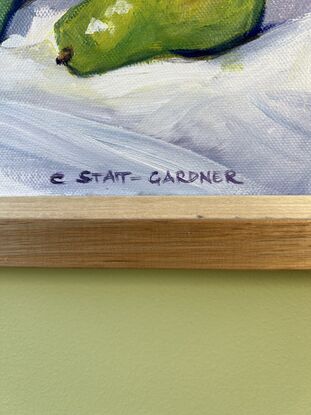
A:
[0,269,310,414]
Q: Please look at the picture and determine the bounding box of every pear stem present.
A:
[56,48,73,66]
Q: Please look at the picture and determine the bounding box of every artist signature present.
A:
[50,170,244,186]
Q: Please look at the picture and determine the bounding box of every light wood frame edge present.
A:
[0,196,310,269]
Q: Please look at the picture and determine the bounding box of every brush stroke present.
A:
[0,0,25,41]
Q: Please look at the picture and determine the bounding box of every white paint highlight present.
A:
[105,0,133,17]
[85,18,109,34]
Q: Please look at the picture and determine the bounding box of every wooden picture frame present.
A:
[0,195,310,269]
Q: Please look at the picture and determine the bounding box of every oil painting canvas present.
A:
[0,0,310,196]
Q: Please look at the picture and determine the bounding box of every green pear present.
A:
[55,0,266,76]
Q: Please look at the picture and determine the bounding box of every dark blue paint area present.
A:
[0,0,24,42]
[260,21,285,33]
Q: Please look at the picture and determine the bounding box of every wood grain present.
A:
[0,196,310,269]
